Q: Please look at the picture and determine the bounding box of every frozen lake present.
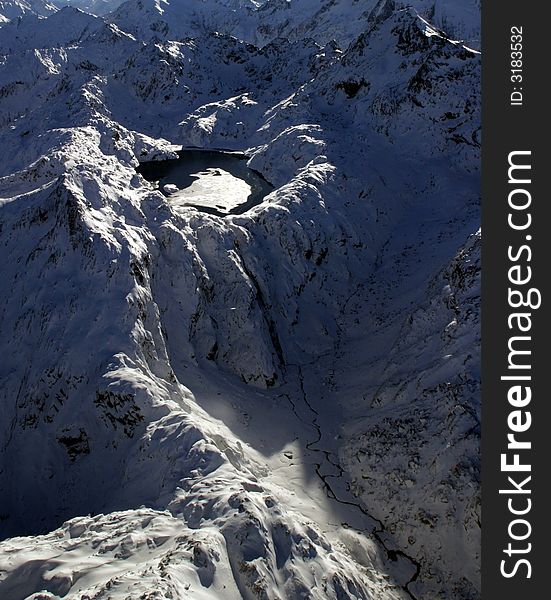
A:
[137,149,273,216]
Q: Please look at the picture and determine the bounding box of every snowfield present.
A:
[0,1,480,599]
[167,168,252,214]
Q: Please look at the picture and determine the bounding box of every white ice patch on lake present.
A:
[163,183,180,194]
[169,168,251,215]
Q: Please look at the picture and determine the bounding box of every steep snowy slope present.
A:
[253,0,480,48]
[0,0,56,24]
[109,0,260,42]
[0,1,480,598]
[53,0,124,16]
[339,233,481,599]
[0,6,107,52]
[108,0,480,48]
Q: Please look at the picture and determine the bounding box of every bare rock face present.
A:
[0,1,480,598]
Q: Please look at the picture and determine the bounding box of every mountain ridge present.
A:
[0,1,480,598]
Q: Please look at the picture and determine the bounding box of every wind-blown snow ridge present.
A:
[0,0,480,598]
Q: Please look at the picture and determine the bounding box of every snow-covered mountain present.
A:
[52,0,124,16]
[108,0,480,48]
[250,0,480,48]
[0,0,480,598]
[0,0,56,25]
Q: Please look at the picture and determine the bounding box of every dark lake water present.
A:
[137,149,273,217]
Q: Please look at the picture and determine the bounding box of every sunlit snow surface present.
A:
[169,168,252,215]
[0,1,480,598]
